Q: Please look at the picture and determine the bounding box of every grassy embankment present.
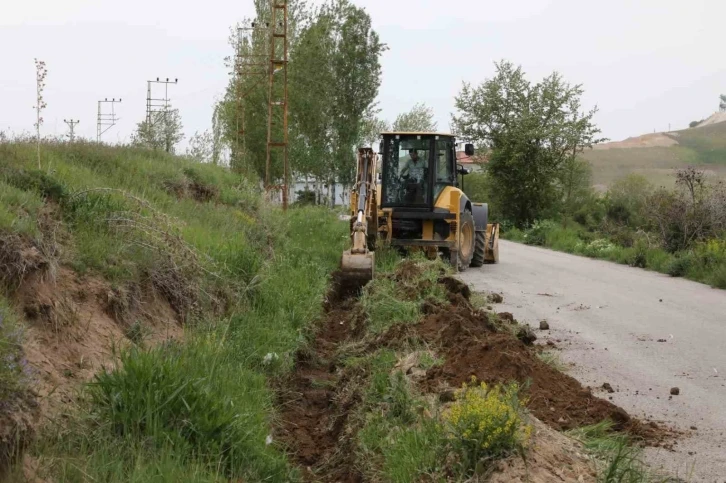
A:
[0,140,347,481]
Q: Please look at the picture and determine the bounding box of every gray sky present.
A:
[2,0,725,149]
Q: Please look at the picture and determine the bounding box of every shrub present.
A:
[606,174,652,228]
[666,256,691,277]
[523,220,556,246]
[710,264,726,289]
[644,171,726,252]
[294,189,316,206]
[580,239,618,258]
[445,379,531,474]
[1,167,66,202]
[626,239,648,268]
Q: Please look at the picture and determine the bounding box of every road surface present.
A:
[461,240,726,482]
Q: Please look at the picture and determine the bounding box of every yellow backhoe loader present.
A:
[340,132,499,286]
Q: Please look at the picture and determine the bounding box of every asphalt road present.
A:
[460,240,726,482]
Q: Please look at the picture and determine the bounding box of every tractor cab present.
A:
[379,132,474,210]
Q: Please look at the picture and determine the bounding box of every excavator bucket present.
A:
[340,250,375,284]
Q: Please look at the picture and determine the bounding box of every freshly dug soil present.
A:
[276,266,675,481]
[276,275,365,482]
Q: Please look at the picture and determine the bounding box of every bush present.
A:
[572,197,605,230]
[576,238,618,258]
[522,220,556,246]
[1,167,66,202]
[644,171,726,252]
[294,189,316,206]
[606,174,652,228]
[445,380,531,474]
[666,256,691,277]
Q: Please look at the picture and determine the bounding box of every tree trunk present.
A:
[330,179,336,209]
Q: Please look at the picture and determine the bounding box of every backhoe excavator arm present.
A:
[340,148,377,286]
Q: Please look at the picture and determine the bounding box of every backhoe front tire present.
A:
[457,211,475,271]
[470,230,486,268]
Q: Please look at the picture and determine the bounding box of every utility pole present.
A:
[146,78,178,152]
[265,0,289,209]
[235,22,270,173]
[63,119,79,142]
[146,78,178,126]
[97,98,121,143]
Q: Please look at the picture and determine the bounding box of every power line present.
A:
[63,119,79,142]
[97,98,122,143]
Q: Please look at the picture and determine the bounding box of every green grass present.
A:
[581,122,726,187]
[360,256,449,334]
[0,141,271,297]
[32,205,348,482]
[353,349,447,482]
[568,421,678,483]
[0,139,352,481]
[536,350,568,372]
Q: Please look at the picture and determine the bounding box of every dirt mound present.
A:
[278,265,675,480]
[416,299,671,444]
[695,111,726,127]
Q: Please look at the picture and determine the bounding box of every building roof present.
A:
[456,151,489,164]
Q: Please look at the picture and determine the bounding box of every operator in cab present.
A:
[400,148,426,203]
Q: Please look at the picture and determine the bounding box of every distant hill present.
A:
[582,112,726,188]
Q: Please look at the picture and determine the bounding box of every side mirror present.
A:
[464,143,475,156]
[378,141,384,155]
[456,164,470,176]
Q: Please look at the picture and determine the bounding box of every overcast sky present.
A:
[2,0,725,149]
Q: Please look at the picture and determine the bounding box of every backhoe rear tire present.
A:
[457,211,475,272]
[470,230,486,268]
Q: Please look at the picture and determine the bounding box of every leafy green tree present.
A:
[360,105,390,148]
[187,130,213,163]
[392,103,437,132]
[132,109,184,153]
[557,157,593,224]
[452,61,604,226]
[217,0,385,204]
[606,173,652,226]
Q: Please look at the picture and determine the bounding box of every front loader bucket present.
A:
[484,223,500,264]
[340,250,375,289]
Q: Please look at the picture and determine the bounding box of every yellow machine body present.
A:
[341,133,499,288]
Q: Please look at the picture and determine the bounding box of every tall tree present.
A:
[392,102,437,132]
[288,0,385,203]
[217,0,309,178]
[132,109,184,153]
[720,94,726,112]
[217,0,385,204]
[453,61,604,226]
